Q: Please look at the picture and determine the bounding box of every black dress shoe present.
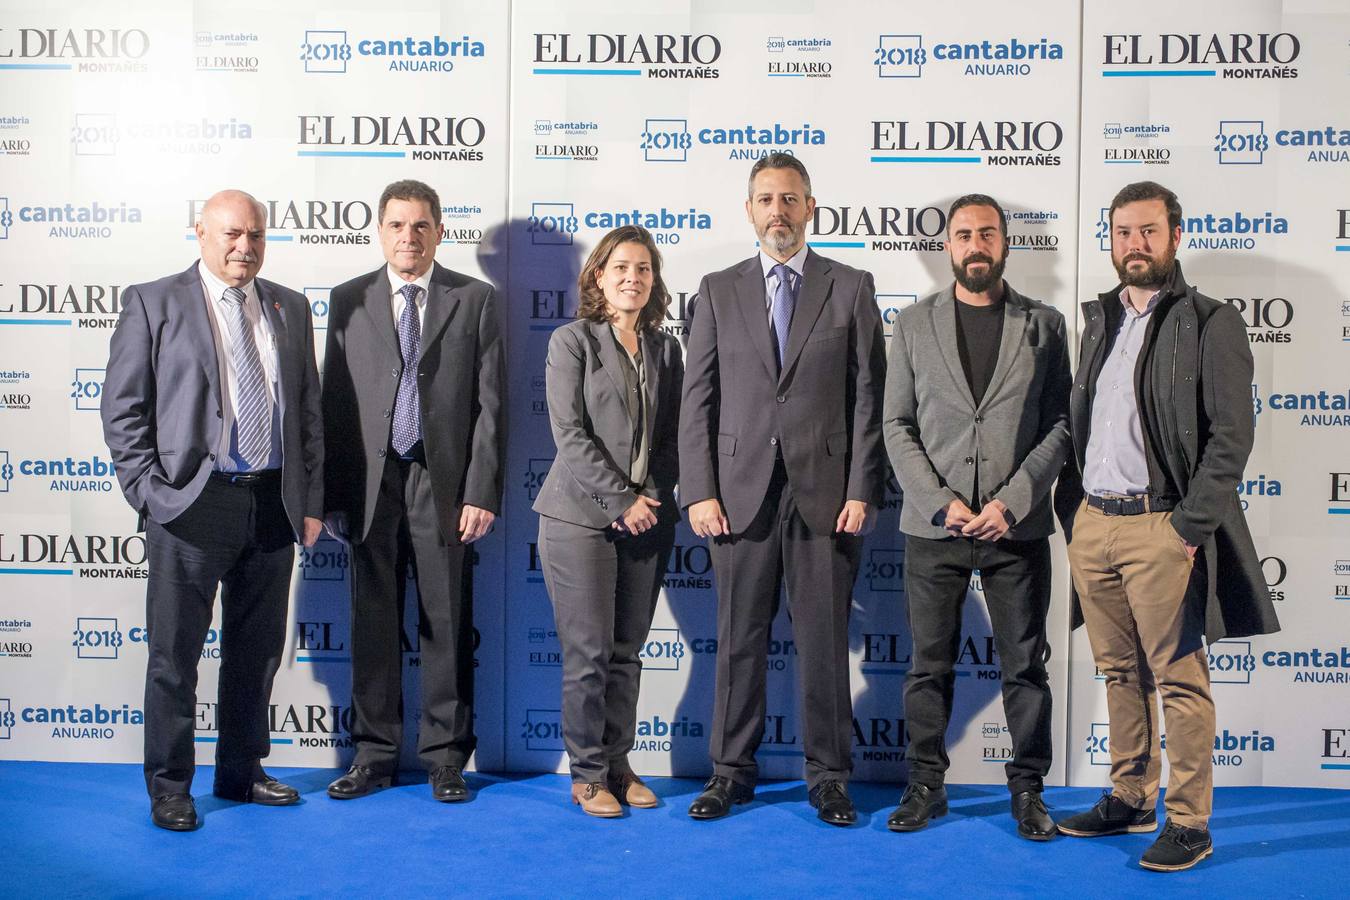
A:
[1011,791,1055,841]
[687,775,754,820]
[887,783,948,832]
[1056,791,1156,837]
[1139,819,1213,871]
[151,793,198,831]
[430,766,469,803]
[214,774,300,806]
[808,780,857,826]
[327,764,393,800]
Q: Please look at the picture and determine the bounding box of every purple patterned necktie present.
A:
[770,263,796,368]
[391,283,422,455]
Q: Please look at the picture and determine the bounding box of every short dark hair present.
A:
[576,225,671,334]
[946,194,1007,237]
[747,152,812,199]
[1108,181,1182,231]
[378,179,441,226]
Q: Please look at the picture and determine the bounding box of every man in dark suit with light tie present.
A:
[322,179,504,803]
[102,189,325,831]
[679,153,887,825]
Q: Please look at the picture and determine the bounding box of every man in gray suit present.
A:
[102,189,324,830]
[679,153,887,825]
[322,179,504,803]
[883,194,1071,839]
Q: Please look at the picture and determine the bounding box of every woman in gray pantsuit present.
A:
[533,225,683,817]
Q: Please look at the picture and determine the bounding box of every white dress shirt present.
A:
[199,261,281,472]
[388,264,433,326]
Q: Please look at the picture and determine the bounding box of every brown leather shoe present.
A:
[571,782,622,817]
[609,771,658,808]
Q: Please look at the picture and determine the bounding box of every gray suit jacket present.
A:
[322,262,504,543]
[679,250,887,535]
[883,282,1071,540]
[533,319,683,529]
[101,261,324,534]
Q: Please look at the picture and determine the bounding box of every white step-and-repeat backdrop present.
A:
[1,0,1345,789]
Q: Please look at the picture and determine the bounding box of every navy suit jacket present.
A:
[101,261,324,534]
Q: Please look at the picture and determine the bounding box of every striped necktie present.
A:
[391,283,422,455]
[221,286,271,469]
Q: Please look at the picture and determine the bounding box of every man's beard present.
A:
[952,252,1006,293]
[1113,239,1177,288]
[759,219,804,256]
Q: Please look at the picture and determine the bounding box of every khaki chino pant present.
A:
[1067,500,1214,827]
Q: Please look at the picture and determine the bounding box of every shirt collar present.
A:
[1117,286,1161,318]
[199,259,255,304]
[759,245,808,282]
[387,264,433,301]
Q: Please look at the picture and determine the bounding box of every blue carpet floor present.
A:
[1,762,1346,898]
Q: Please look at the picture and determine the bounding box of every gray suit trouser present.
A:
[538,514,674,783]
[709,461,861,791]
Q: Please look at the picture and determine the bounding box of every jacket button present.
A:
[770,437,779,446]
[776,395,786,403]
[391,368,399,377]
[209,453,216,461]
[974,415,983,424]
[965,456,974,465]
[383,409,391,418]
[216,410,222,419]
[378,449,386,458]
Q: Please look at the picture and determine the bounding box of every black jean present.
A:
[902,534,1053,794]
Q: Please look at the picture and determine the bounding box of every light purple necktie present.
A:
[770,264,797,369]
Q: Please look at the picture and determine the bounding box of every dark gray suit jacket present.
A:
[884,283,1071,540]
[533,318,683,529]
[101,261,324,534]
[322,262,504,543]
[678,250,887,535]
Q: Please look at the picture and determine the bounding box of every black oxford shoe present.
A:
[1011,791,1056,841]
[151,793,198,831]
[1139,819,1213,872]
[327,764,393,800]
[687,775,754,820]
[887,783,949,832]
[215,773,300,806]
[430,765,469,802]
[808,780,857,826]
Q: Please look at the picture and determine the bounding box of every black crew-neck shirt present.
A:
[954,296,1005,406]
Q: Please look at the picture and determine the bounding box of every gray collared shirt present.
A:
[1082,288,1161,497]
[609,324,649,487]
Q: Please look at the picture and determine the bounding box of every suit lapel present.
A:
[779,250,830,380]
[418,264,463,361]
[730,258,778,381]
[641,329,661,445]
[590,319,633,423]
[256,280,289,415]
[932,289,977,411]
[978,288,1030,411]
[181,262,223,408]
[362,269,401,360]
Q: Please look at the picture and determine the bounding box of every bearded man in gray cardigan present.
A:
[883,193,1071,841]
